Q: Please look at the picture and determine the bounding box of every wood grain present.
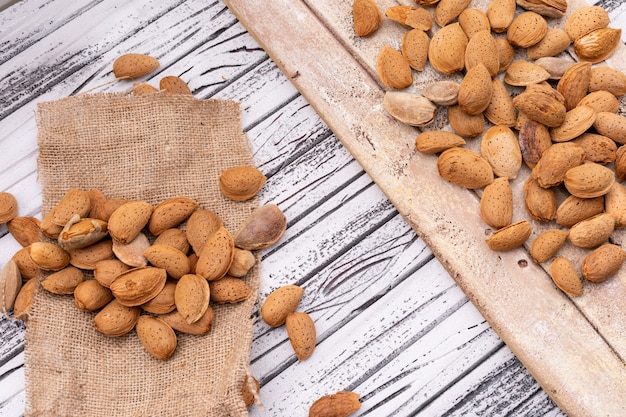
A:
[0,0,622,416]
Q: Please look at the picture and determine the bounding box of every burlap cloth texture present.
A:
[27,93,260,417]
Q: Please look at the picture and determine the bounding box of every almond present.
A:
[174,273,210,324]
[556,195,605,229]
[57,215,109,250]
[507,11,547,48]
[353,0,381,37]
[185,209,223,255]
[415,131,466,155]
[485,220,532,251]
[518,120,552,169]
[523,177,557,222]
[74,279,113,311]
[563,162,614,199]
[149,197,198,236]
[383,92,437,127]
[516,0,567,18]
[94,299,141,337]
[0,192,18,224]
[534,57,576,80]
[422,81,459,106]
[286,312,316,361]
[458,63,493,115]
[550,105,596,143]
[589,67,626,96]
[402,29,429,72]
[527,29,571,60]
[437,147,494,189]
[233,204,287,250]
[485,78,517,127]
[112,232,150,267]
[141,281,177,314]
[486,0,516,33]
[261,284,305,327]
[504,61,551,87]
[13,277,37,321]
[41,266,84,295]
[593,112,626,145]
[577,90,620,114]
[109,266,167,307]
[377,45,412,89]
[159,76,192,95]
[12,247,40,281]
[447,105,485,138]
[133,82,159,95]
[228,248,256,277]
[428,23,468,75]
[136,315,177,360]
[309,391,361,417]
[574,27,622,64]
[569,213,616,249]
[495,37,515,73]
[29,241,71,271]
[40,207,63,239]
[143,244,191,280]
[386,6,432,31]
[209,276,252,304]
[549,257,583,297]
[7,216,42,247]
[572,133,617,164]
[582,243,626,283]
[479,125,522,179]
[606,182,626,227]
[459,8,491,39]
[153,228,190,255]
[530,229,568,263]
[52,188,91,227]
[434,0,471,27]
[113,53,160,79]
[160,306,214,336]
[195,225,235,280]
[479,177,513,229]
[68,239,115,270]
[565,6,610,41]
[557,61,592,110]
[93,259,130,288]
[108,200,154,244]
[0,259,22,314]
[512,88,566,127]
[617,146,626,182]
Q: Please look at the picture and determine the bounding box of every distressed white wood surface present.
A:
[0,0,623,416]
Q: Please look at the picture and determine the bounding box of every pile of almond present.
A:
[354,0,626,296]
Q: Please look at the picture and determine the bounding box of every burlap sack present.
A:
[27,93,260,417]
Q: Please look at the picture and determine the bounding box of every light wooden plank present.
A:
[222,0,626,415]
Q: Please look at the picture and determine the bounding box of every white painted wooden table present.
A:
[1,0,624,416]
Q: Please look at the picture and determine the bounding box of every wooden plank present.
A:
[222,0,626,415]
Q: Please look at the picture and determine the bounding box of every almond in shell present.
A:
[486,0,516,33]
[447,105,485,138]
[41,266,84,295]
[0,192,18,224]
[109,266,167,307]
[219,167,267,202]
[582,243,625,283]
[434,0,471,27]
[133,82,159,95]
[458,63,493,116]
[160,306,214,335]
[589,67,626,96]
[415,131,466,155]
[74,279,113,311]
[550,105,596,143]
[386,6,432,31]
[606,181,626,227]
[563,162,614,199]
[516,0,567,18]
[437,147,494,189]
[12,247,40,281]
[557,61,592,110]
[112,232,150,267]
[309,391,361,417]
[286,312,316,361]
[530,229,568,263]
[149,197,198,236]
[422,81,459,106]
[383,92,437,127]
[479,177,513,229]
[136,315,177,360]
[532,142,586,188]
[94,259,131,288]
[94,299,141,337]
[569,213,616,249]
[556,195,605,228]
[495,37,515,73]
[377,46,412,89]
[428,23,468,75]
[574,28,622,64]
[565,6,610,41]
[549,257,583,296]
[153,228,190,254]
[228,248,256,277]
[29,241,71,271]
[507,11,547,48]
[527,28,571,60]
[261,284,304,327]
[209,276,252,304]
[353,0,382,37]
[485,220,532,251]
[186,209,223,255]
[518,120,552,169]
[512,88,566,127]
[233,204,287,250]
[7,216,42,247]
[51,188,91,227]
[573,133,617,164]
[479,125,522,179]
[159,76,192,95]
[458,8,491,39]
[484,78,517,127]
[593,112,626,145]
[141,281,177,314]
[68,239,115,270]
[504,61,551,87]
[113,53,160,79]
[13,277,37,321]
[577,90,620,114]
[402,29,429,72]
[143,244,191,280]
[523,177,557,222]
[195,225,235,280]
[0,259,21,314]
[108,200,153,244]
[175,273,210,324]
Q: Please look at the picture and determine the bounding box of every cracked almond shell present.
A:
[234,204,287,250]
[383,92,437,127]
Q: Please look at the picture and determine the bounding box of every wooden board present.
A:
[222,0,626,415]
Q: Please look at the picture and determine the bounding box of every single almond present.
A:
[7,216,42,247]
[57,215,109,250]
[109,266,168,307]
[0,259,22,314]
[549,257,583,296]
[113,53,160,79]
[531,142,586,188]
[233,204,287,250]
[112,232,150,267]
[428,23,468,75]
[402,29,429,72]
[228,248,256,277]
[563,162,614,199]
[518,120,552,169]
[153,228,190,255]
[185,209,223,255]
[573,133,617,164]
[523,177,557,222]
[589,66,626,96]
[485,220,532,251]
[530,229,568,263]
[434,0,471,27]
[577,90,620,114]
[422,81,459,106]
[160,306,214,335]
[565,6,610,41]
[582,243,626,283]
[569,213,616,249]
[135,315,177,360]
[143,244,191,280]
[550,105,596,143]
[13,277,37,321]
[52,188,91,227]
[209,276,252,304]
[309,391,361,417]
[437,147,494,189]
[94,299,141,337]
[504,61,551,87]
[574,27,622,64]
[74,279,113,311]
[353,0,382,37]
[516,0,567,18]
[484,78,517,127]
[108,200,154,244]
[459,8,491,39]
[261,284,305,327]
[41,266,84,295]
[377,45,413,89]
[605,181,626,227]
[557,61,592,110]
[148,196,198,236]
[507,11,547,48]
[93,259,131,288]
[159,76,192,95]
[29,241,71,271]
[174,273,210,324]
[383,92,437,127]
[556,195,605,228]
[195,225,235,280]
[219,166,267,202]
[415,131,466,155]
[593,112,626,145]
[447,105,485,138]
[458,63,493,115]
[0,192,18,224]
[479,177,513,229]
[486,0,516,33]
[141,281,177,315]
[286,312,316,361]
[479,125,522,179]
[527,28,571,60]
[68,239,115,270]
